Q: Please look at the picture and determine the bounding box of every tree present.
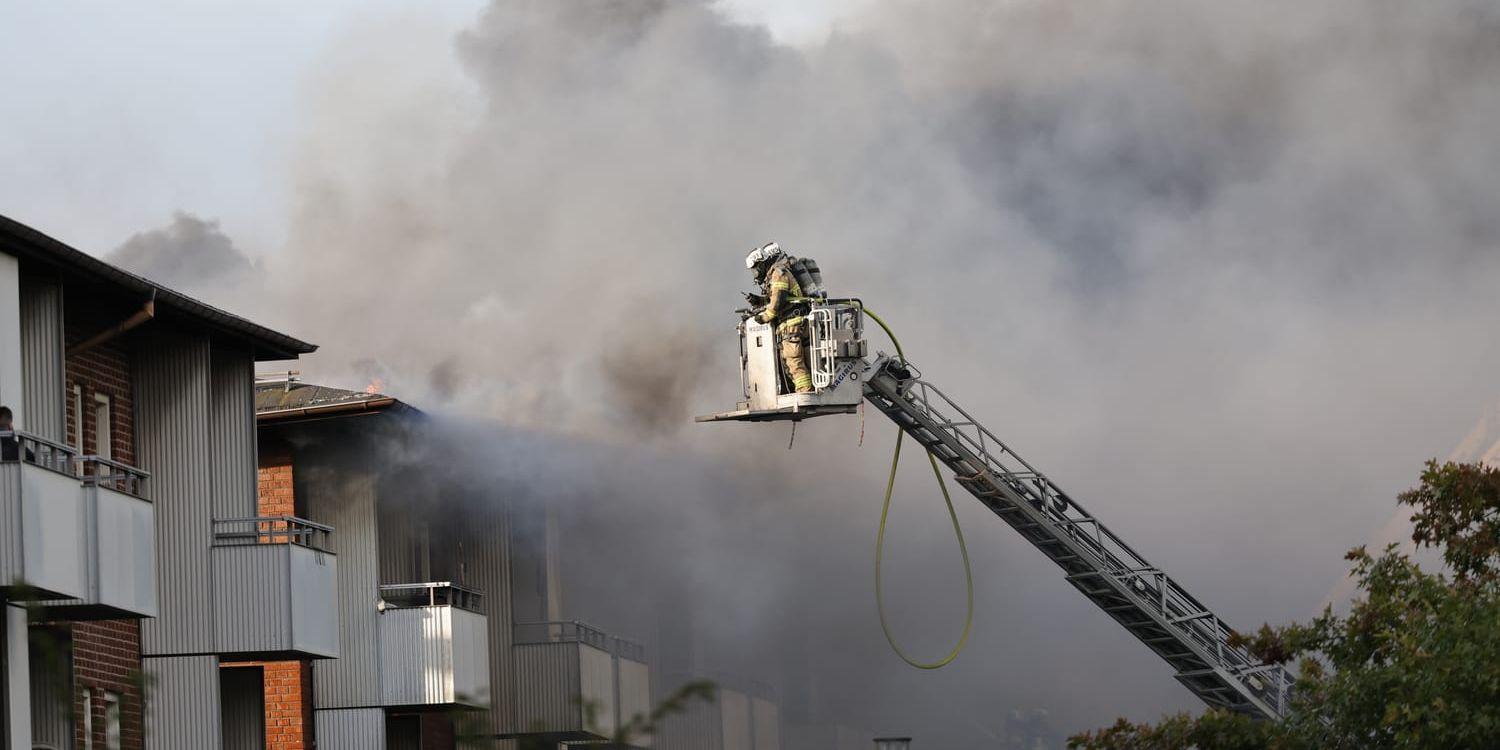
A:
[1069,460,1500,750]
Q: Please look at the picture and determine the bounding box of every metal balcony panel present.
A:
[212,542,338,659]
[619,657,653,747]
[514,641,616,740]
[0,461,87,600]
[315,708,386,750]
[92,484,157,616]
[378,605,490,708]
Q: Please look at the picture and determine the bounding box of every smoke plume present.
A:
[112,0,1500,744]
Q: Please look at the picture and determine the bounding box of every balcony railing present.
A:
[379,582,484,614]
[513,620,646,662]
[80,455,149,498]
[0,431,150,499]
[0,429,77,475]
[212,516,332,551]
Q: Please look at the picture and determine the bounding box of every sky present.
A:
[6,1,1500,746]
[0,0,848,255]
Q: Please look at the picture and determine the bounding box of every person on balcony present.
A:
[0,406,19,461]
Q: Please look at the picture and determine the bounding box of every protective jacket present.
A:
[758,258,808,335]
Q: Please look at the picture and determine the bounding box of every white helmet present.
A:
[744,241,783,270]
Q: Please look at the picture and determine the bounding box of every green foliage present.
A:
[1069,461,1500,750]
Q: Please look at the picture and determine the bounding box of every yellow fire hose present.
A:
[862,307,974,669]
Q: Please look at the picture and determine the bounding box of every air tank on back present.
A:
[790,257,826,298]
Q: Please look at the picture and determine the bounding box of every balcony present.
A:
[0,431,157,619]
[512,620,652,746]
[211,516,338,659]
[377,582,490,710]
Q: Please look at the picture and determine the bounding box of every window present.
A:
[71,385,83,452]
[103,691,121,750]
[93,393,111,461]
[82,688,94,750]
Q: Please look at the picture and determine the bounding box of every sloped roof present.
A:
[255,381,413,422]
[0,213,316,360]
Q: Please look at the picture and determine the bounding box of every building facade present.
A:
[0,215,330,750]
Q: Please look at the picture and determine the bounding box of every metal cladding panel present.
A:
[751,698,781,750]
[220,666,266,750]
[464,505,513,734]
[289,543,339,658]
[659,687,723,750]
[579,643,615,737]
[379,606,455,706]
[720,690,753,750]
[28,639,71,750]
[618,658,652,746]
[209,347,257,519]
[144,655,221,750]
[513,642,583,734]
[93,485,158,617]
[309,469,381,708]
[0,464,20,584]
[20,462,88,599]
[0,254,22,419]
[18,276,64,443]
[452,608,491,708]
[137,332,215,655]
[315,708,385,750]
[213,543,291,653]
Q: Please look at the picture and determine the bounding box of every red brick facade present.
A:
[61,301,144,749]
[71,621,145,750]
[63,299,136,466]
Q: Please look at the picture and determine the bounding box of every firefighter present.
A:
[745,242,814,394]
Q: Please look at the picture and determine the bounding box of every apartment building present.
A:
[253,380,652,749]
[0,215,331,750]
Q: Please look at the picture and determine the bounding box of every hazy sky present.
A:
[6,1,1500,745]
[0,0,848,255]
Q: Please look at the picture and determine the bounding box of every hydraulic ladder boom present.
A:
[862,355,1293,720]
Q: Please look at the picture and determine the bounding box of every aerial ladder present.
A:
[699,295,1293,720]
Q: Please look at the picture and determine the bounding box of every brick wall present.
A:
[71,620,145,750]
[64,297,144,748]
[63,297,135,466]
[258,439,296,517]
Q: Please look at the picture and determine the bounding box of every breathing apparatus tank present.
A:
[790,257,827,298]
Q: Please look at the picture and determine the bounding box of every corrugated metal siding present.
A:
[659,686,722,750]
[315,708,385,750]
[144,655,221,750]
[308,467,381,708]
[466,504,512,734]
[18,276,64,443]
[209,346,257,519]
[0,464,23,585]
[288,544,339,658]
[451,608,491,708]
[28,635,72,750]
[720,690,752,750]
[618,659,652,746]
[751,698,780,750]
[579,645,615,737]
[213,544,291,654]
[137,331,215,655]
[379,606,454,706]
[513,642,582,734]
[220,666,265,750]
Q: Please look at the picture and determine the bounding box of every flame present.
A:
[364,377,385,395]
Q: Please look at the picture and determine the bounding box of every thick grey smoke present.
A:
[109,212,257,296]
[119,0,1500,744]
